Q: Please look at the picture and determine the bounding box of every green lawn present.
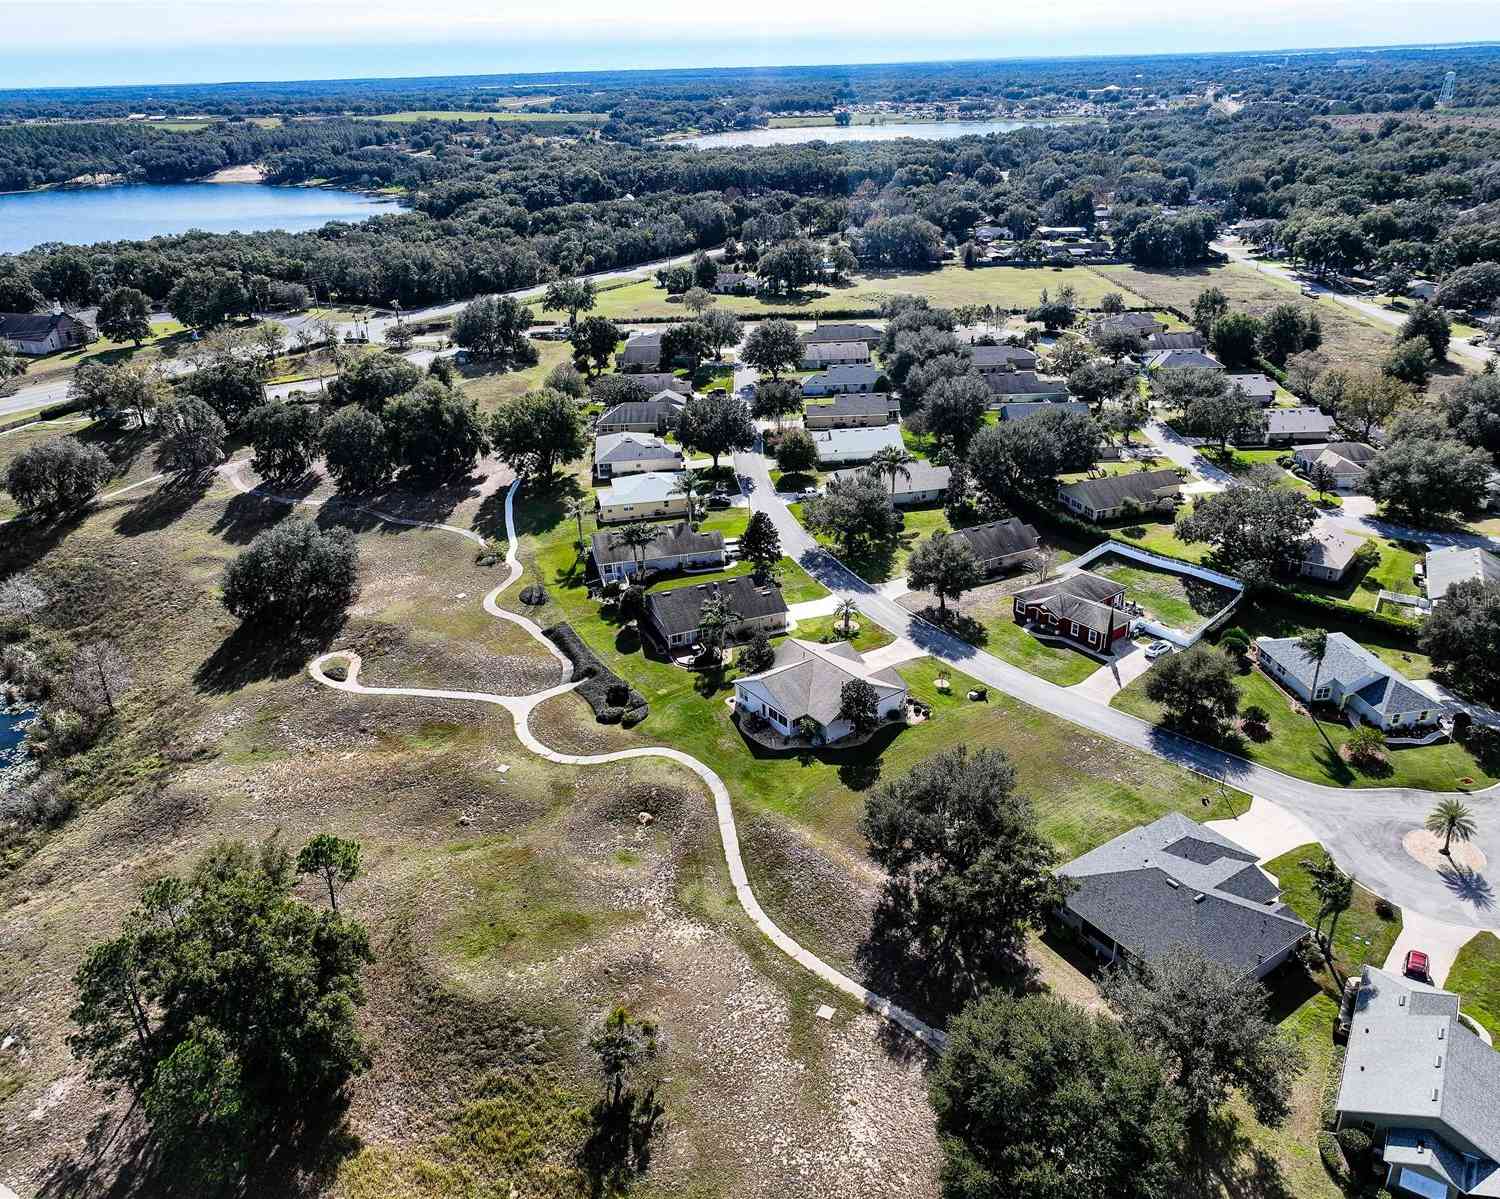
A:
[458,340,573,413]
[1206,447,1344,508]
[1266,844,1404,977]
[1088,555,1238,634]
[1447,933,1500,1040]
[792,613,896,652]
[557,264,1130,321]
[1289,536,1423,613]
[787,499,953,582]
[1112,640,1496,791]
[963,610,1104,686]
[21,319,190,384]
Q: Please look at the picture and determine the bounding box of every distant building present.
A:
[983,371,1071,404]
[0,311,90,355]
[968,343,1039,373]
[1144,330,1207,353]
[802,322,882,348]
[1147,348,1225,373]
[1263,407,1338,445]
[993,400,1090,422]
[830,459,951,506]
[800,341,872,369]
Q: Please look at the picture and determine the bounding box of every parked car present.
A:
[1403,949,1431,982]
[706,495,731,509]
[738,383,757,398]
[1145,640,1173,660]
[532,325,571,341]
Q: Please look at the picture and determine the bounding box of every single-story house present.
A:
[590,522,726,584]
[644,576,789,651]
[712,271,754,295]
[1012,569,1130,652]
[811,424,906,468]
[830,459,951,506]
[734,638,908,744]
[802,364,883,397]
[1263,407,1338,445]
[951,517,1041,575]
[983,371,1071,404]
[994,400,1091,422]
[1228,373,1278,406]
[595,471,690,524]
[1147,348,1225,373]
[595,397,685,435]
[1294,441,1378,490]
[1407,279,1439,302]
[1255,631,1443,732]
[803,322,882,348]
[617,331,663,372]
[0,311,91,355]
[969,343,1039,373]
[1058,469,1183,521]
[1058,813,1312,980]
[800,341,871,369]
[1334,964,1500,1199]
[1144,330,1207,353]
[593,432,685,480]
[973,224,1013,242]
[1299,527,1367,582]
[1089,313,1163,341]
[802,392,897,430]
[1425,546,1500,602]
[628,373,693,397]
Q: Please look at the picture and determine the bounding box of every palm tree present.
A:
[697,595,741,662]
[568,498,590,553]
[670,469,705,521]
[833,597,859,638]
[615,521,658,579]
[1296,629,1335,752]
[1426,799,1479,857]
[868,446,915,497]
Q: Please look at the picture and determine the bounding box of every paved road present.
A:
[733,441,1500,929]
[1215,238,1496,370]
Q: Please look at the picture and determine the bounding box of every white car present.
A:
[1144,640,1173,660]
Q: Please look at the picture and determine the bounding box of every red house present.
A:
[1012,571,1129,653]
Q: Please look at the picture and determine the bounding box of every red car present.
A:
[1404,949,1431,981]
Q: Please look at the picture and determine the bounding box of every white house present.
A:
[1425,546,1500,602]
[1294,442,1378,491]
[800,341,871,369]
[0,311,91,355]
[811,424,906,468]
[734,639,909,744]
[589,522,726,584]
[595,471,690,524]
[1298,527,1366,583]
[593,432,685,480]
[829,458,951,505]
[1255,631,1443,732]
[802,364,882,397]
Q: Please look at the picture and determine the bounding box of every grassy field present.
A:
[20,319,190,384]
[1447,933,1500,1040]
[1088,554,1238,634]
[458,339,573,413]
[791,613,896,652]
[560,265,1129,322]
[1266,845,1404,977]
[0,418,162,521]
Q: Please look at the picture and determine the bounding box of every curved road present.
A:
[732,440,1500,929]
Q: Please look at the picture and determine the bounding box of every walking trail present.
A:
[302,480,947,1050]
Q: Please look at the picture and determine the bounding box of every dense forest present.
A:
[4,49,1500,313]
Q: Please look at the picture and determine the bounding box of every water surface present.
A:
[0,182,402,253]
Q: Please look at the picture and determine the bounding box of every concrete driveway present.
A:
[1069,642,1155,702]
[1206,796,1320,865]
[1383,911,1485,993]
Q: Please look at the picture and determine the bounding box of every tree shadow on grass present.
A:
[193,614,347,695]
[112,473,213,537]
[0,506,94,578]
[479,470,585,543]
[577,1087,665,1199]
[208,490,298,545]
[1186,1109,1296,1199]
[911,604,987,646]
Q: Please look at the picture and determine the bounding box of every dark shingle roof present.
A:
[805,392,891,418]
[645,576,789,638]
[591,522,722,568]
[1059,469,1182,511]
[1013,570,1125,607]
[969,344,1039,369]
[1090,313,1160,337]
[983,370,1068,396]
[952,518,1040,562]
[0,312,74,340]
[1145,330,1207,351]
[804,322,881,345]
[597,400,680,428]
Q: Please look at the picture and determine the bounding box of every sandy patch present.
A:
[202,163,266,184]
[1403,828,1488,872]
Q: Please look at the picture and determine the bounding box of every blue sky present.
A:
[5,0,1500,89]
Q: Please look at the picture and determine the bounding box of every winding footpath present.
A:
[303,480,947,1050]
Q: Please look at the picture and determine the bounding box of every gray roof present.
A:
[984,370,1069,397]
[617,332,663,366]
[594,431,683,465]
[0,311,80,340]
[1144,330,1207,351]
[1059,468,1182,512]
[804,392,892,419]
[596,400,681,429]
[1267,407,1337,436]
[1090,313,1160,337]
[1256,632,1435,720]
[1337,965,1500,1172]
[629,372,691,395]
[953,517,1040,562]
[1148,349,1225,371]
[804,322,881,345]
[969,343,1039,369]
[1228,373,1277,400]
[1060,813,1311,976]
[804,364,882,391]
[645,575,789,638]
[830,458,951,496]
[1300,527,1365,573]
[1426,546,1500,601]
[995,400,1091,421]
[591,521,723,568]
[811,424,906,462]
[736,638,906,725]
[802,340,871,363]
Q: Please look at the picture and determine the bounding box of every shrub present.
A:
[545,622,648,725]
[1320,1045,1347,1131]
[1242,703,1270,725]
[739,630,775,673]
[1318,1131,1350,1187]
[1338,1128,1373,1177]
[1347,724,1387,766]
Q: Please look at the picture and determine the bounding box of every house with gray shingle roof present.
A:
[1299,526,1367,583]
[1057,469,1183,522]
[590,522,725,584]
[969,343,1039,373]
[802,364,883,397]
[1011,570,1130,652]
[733,638,908,743]
[1057,813,1311,980]
[1255,631,1445,732]
[593,432,685,480]
[1262,406,1338,445]
[983,370,1071,403]
[645,576,789,651]
[1335,965,1500,1199]
[800,340,871,369]
[617,331,664,371]
[1425,546,1500,603]
[1294,441,1377,490]
[951,517,1041,574]
[830,458,951,506]
[802,392,897,430]
[1147,348,1225,373]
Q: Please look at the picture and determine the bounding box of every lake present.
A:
[679,119,1081,149]
[0,182,403,254]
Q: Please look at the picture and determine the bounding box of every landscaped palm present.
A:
[615,521,658,576]
[1295,629,1335,753]
[696,596,741,662]
[868,446,915,497]
[1426,799,1479,857]
[670,469,705,520]
[834,597,859,637]
[567,498,590,553]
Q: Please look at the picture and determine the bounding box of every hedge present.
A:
[544,621,648,726]
[1320,1044,1347,1132]
[1318,1131,1351,1188]
[1262,582,1422,638]
[0,398,88,436]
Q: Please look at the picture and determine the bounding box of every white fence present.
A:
[1062,540,1245,648]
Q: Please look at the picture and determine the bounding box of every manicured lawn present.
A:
[1289,536,1423,613]
[457,340,573,413]
[21,319,191,384]
[1111,513,1211,564]
[787,499,953,582]
[1266,844,1404,977]
[694,506,750,540]
[1057,457,1168,482]
[1446,933,1500,1040]
[560,264,1128,321]
[792,613,896,653]
[1113,647,1497,791]
[1088,554,1238,634]
[963,608,1104,686]
[1205,446,1344,508]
